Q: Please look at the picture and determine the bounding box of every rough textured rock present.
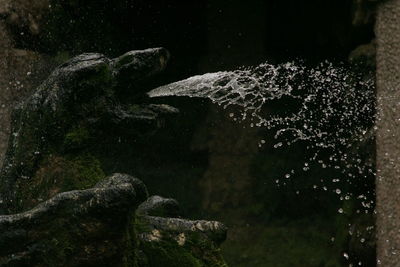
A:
[96,173,149,204]
[0,172,228,266]
[375,0,400,265]
[136,197,227,266]
[0,0,53,165]
[0,48,228,266]
[0,173,139,266]
[140,216,227,245]
[137,216,227,267]
[137,195,180,217]
[0,48,175,214]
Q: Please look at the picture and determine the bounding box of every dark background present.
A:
[16,0,374,76]
[10,0,376,266]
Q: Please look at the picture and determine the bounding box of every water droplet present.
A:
[274,142,283,148]
[154,60,376,215]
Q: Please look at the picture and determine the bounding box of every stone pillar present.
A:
[375,0,400,265]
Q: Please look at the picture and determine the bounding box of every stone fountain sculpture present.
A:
[0,48,227,266]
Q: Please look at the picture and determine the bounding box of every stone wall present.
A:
[376,0,400,265]
[0,0,52,164]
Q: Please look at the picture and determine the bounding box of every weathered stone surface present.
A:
[0,0,53,166]
[0,173,139,266]
[0,48,174,214]
[0,171,228,266]
[96,173,149,204]
[140,216,227,245]
[375,0,400,265]
[136,189,228,266]
[106,104,179,134]
[137,215,227,267]
[0,47,228,266]
[137,195,180,217]
[113,49,170,88]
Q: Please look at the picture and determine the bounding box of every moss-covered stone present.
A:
[1,173,229,266]
[0,49,228,266]
[14,153,105,211]
[0,48,171,214]
[136,216,228,267]
[141,239,204,267]
[63,126,91,151]
[0,174,140,266]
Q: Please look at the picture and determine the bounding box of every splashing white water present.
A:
[149,60,376,209]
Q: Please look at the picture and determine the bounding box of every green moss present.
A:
[124,216,141,267]
[134,216,227,267]
[133,216,153,233]
[64,127,90,151]
[185,232,228,267]
[62,153,106,190]
[141,238,203,267]
[15,153,105,211]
